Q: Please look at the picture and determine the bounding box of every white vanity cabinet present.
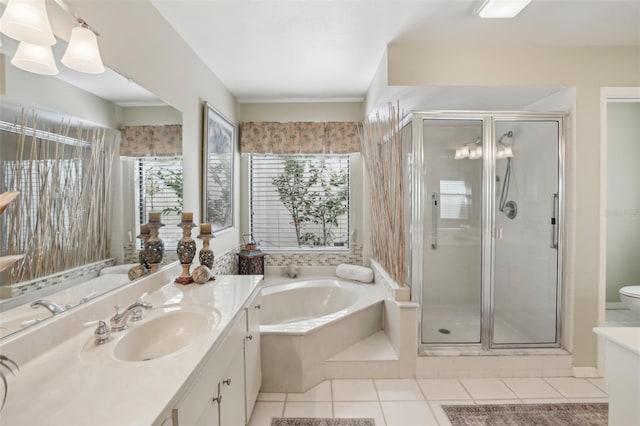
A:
[171,310,248,425]
[244,291,262,421]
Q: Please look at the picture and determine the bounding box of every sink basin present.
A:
[113,306,219,362]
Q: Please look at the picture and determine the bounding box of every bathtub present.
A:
[259,277,385,392]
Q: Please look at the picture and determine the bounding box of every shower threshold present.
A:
[418,346,570,357]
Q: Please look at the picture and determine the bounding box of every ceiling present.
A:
[152,0,640,103]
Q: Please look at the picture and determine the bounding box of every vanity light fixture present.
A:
[11,41,58,75]
[0,0,105,75]
[477,0,532,18]
[0,0,56,46]
[61,23,105,74]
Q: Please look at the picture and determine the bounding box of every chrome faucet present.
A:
[110,299,153,332]
[30,300,66,315]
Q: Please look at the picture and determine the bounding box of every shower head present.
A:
[497,131,514,159]
[498,131,513,144]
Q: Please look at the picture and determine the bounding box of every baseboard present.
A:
[572,367,600,378]
[606,302,625,310]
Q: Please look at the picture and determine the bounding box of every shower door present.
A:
[491,119,561,346]
[421,118,484,344]
[415,113,564,349]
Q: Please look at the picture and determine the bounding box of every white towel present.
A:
[336,264,374,283]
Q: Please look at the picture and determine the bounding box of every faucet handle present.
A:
[131,307,144,322]
[137,299,153,309]
[94,321,111,345]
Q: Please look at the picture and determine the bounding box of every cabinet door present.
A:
[244,291,262,421]
[219,343,246,426]
[172,352,225,426]
[194,388,220,426]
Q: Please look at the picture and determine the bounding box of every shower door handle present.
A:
[431,192,439,249]
[551,192,559,249]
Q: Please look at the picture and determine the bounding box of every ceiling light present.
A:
[477,0,532,18]
[0,0,56,46]
[11,41,58,75]
[62,25,105,74]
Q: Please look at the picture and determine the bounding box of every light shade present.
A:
[478,0,532,18]
[455,146,470,160]
[61,26,105,74]
[469,146,483,160]
[497,145,514,159]
[0,0,56,46]
[11,41,58,75]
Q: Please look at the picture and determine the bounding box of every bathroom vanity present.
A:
[593,327,640,426]
[0,265,262,425]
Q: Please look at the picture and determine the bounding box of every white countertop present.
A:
[1,274,262,426]
[593,327,640,356]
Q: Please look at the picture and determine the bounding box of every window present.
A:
[250,154,350,250]
[439,179,470,220]
[133,157,183,250]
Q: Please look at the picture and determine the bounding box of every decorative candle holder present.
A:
[197,228,215,281]
[144,214,165,272]
[137,224,150,268]
[175,220,197,285]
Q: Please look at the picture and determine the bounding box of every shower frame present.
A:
[407,111,567,352]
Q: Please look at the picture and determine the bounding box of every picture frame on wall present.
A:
[202,101,234,233]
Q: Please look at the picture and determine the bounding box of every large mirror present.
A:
[0,37,183,340]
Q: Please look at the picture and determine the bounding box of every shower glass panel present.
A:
[492,120,560,345]
[421,119,483,344]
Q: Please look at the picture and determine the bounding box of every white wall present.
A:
[69,0,241,255]
[1,55,120,129]
[606,102,640,302]
[369,43,640,367]
[240,102,363,122]
[120,105,182,126]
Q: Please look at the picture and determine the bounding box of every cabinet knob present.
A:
[212,394,222,404]
[246,334,253,340]
[222,378,231,386]
[254,304,261,309]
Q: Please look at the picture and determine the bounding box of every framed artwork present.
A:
[202,102,234,232]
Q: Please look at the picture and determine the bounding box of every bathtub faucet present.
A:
[286,264,299,278]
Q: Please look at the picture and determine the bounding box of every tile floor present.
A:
[605,308,640,327]
[249,377,608,426]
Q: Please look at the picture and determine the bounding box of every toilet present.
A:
[619,286,640,316]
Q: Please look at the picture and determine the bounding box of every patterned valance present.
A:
[240,121,361,154]
[120,124,182,157]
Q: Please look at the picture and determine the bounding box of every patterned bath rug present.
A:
[271,418,374,426]
[443,403,608,426]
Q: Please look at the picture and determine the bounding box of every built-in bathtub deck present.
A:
[325,330,404,380]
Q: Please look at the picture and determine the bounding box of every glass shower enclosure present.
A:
[406,112,565,350]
